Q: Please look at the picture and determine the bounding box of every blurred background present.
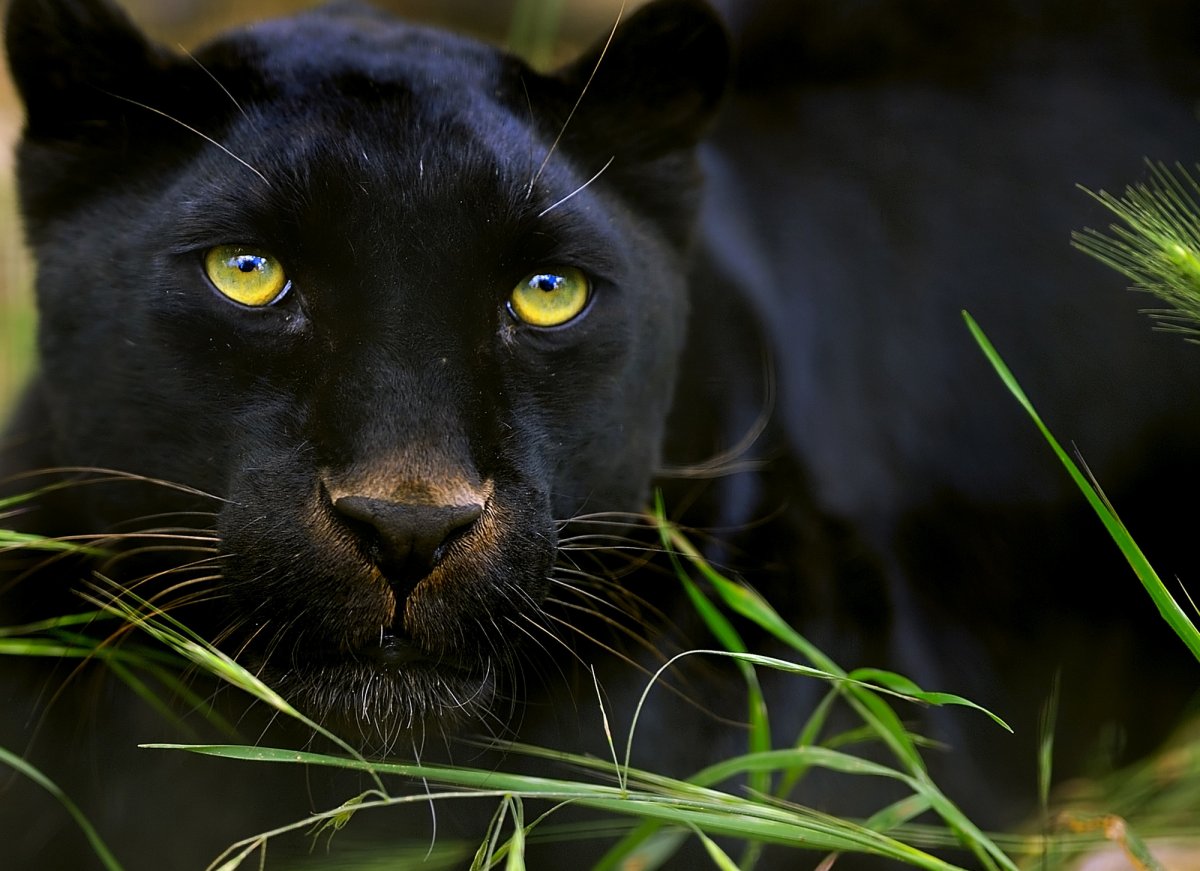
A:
[0,0,634,419]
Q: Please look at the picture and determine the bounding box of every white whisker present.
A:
[537,155,614,218]
[104,92,272,189]
[180,45,250,121]
[525,0,627,198]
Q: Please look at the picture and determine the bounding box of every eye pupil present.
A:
[509,267,590,327]
[204,245,290,307]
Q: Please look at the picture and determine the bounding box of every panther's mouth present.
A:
[358,631,478,677]
[273,627,478,678]
[243,627,499,739]
[366,632,430,666]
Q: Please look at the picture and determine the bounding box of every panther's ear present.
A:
[555,0,731,158]
[5,0,175,142]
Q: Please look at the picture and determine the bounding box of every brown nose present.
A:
[334,496,482,572]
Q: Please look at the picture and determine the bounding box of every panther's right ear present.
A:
[5,0,174,142]
[552,0,731,160]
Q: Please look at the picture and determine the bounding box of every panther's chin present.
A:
[250,634,503,747]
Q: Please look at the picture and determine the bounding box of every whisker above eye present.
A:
[180,45,251,122]
[536,155,615,219]
[104,92,272,190]
[524,0,628,200]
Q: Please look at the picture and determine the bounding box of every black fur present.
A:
[2,0,1199,867]
[3,0,725,724]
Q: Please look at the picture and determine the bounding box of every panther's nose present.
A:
[333,496,482,572]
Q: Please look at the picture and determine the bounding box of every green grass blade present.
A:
[146,744,968,869]
[473,796,511,871]
[847,668,1011,732]
[656,516,928,772]
[590,821,677,871]
[0,744,124,871]
[506,796,527,871]
[654,493,773,796]
[0,638,103,657]
[1119,824,1167,871]
[654,519,1017,870]
[105,657,198,739]
[866,795,934,833]
[0,528,107,555]
[688,747,910,789]
[1038,676,1060,817]
[0,610,114,637]
[594,826,687,871]
[88,583,389,795]
[692,826,741,870]
[141,661,239,738]
[775,688,840,799]
[657,517,828,668]
[963,310,1200,662]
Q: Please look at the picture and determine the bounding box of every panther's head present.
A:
[4,0,729,735]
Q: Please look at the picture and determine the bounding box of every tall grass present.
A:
[6,489,1193,870]
[0,743,123,871]
[1073,162,1200,341]
[128,528,1017,871]
[2,520,1020,871]
[964,312,1200,663]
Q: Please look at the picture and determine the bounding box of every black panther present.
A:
[2,0,1199,867]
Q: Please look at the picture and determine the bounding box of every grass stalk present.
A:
[963,311,1200,662]
[0,744,124,871]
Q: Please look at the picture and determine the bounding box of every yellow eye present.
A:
[204,245,290,307]
[509,268,590,327]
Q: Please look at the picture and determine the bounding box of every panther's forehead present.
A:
[203,6,518,112]
[179,84,603,280]
[188,7,554,218]
[167,43,625,291]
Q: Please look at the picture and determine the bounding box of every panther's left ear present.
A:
[5,0,180,143]
[555,0,731,158]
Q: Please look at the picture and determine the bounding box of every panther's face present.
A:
[5,0,729,733]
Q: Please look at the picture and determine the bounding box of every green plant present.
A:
[6,474,1192,870]
[1073,161,1200,340]
[964,311,1200,663]
[81,513,1012,871]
